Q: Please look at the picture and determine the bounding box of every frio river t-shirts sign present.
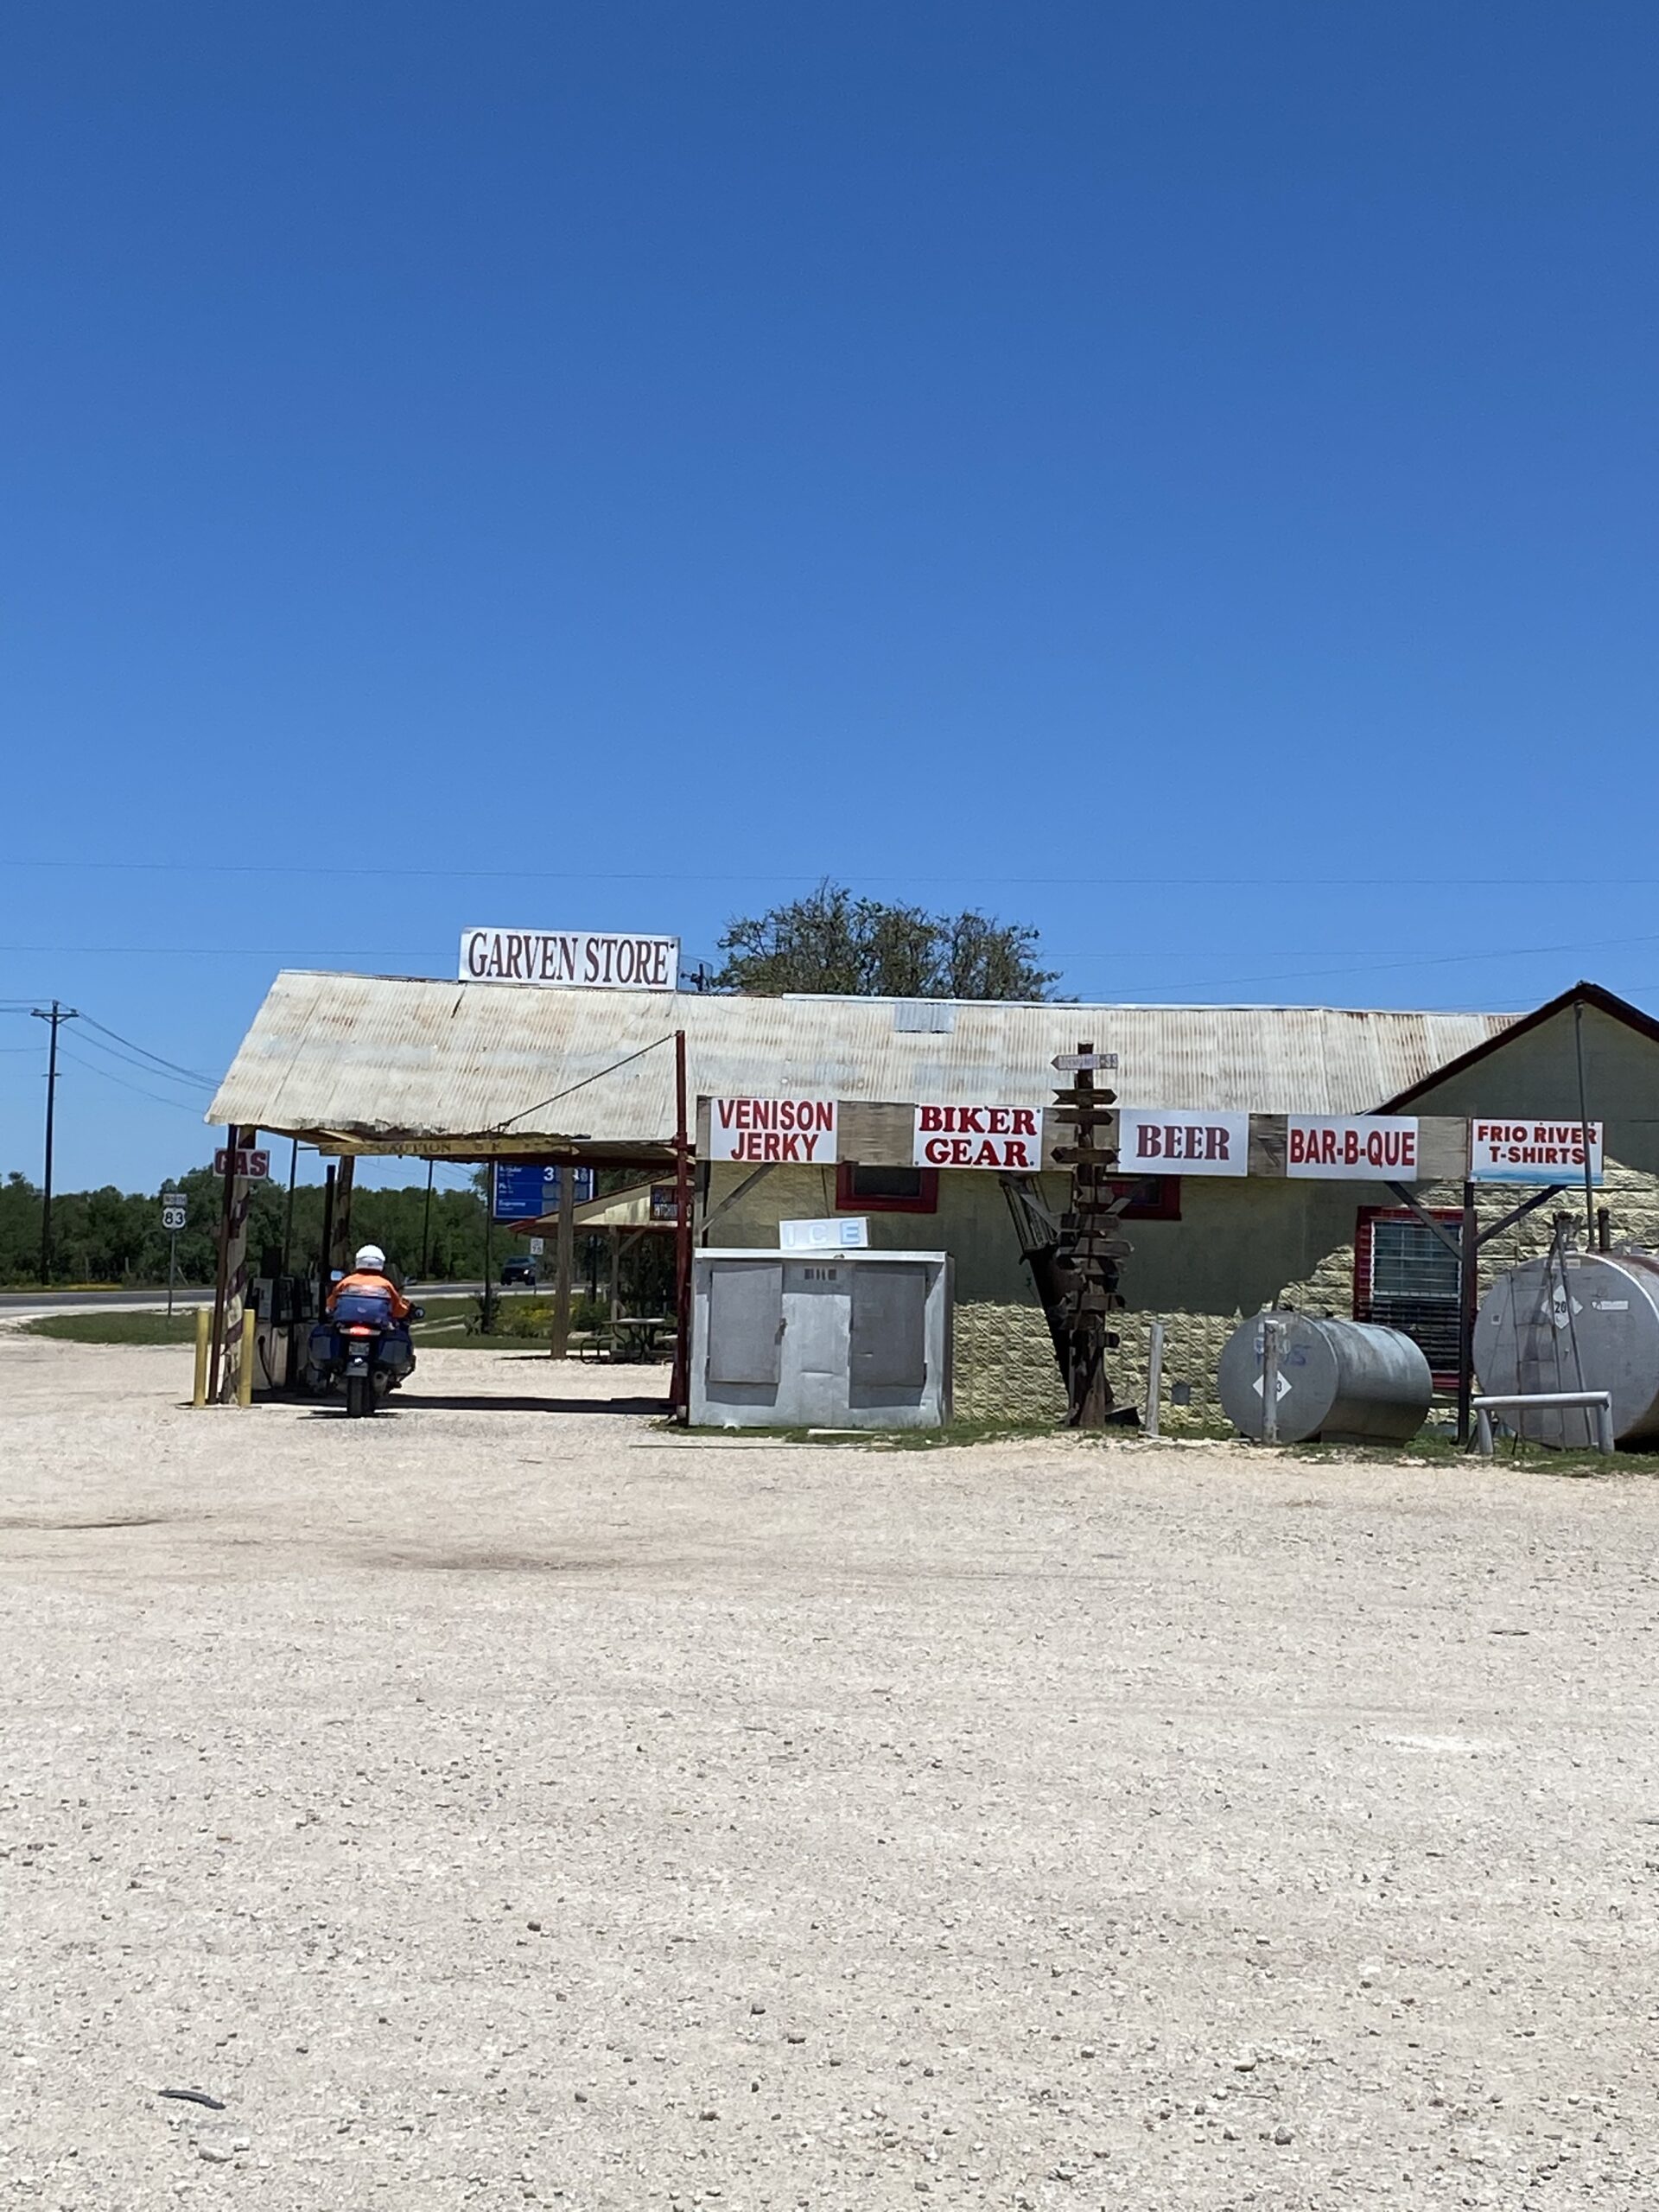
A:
[459,928,679,990]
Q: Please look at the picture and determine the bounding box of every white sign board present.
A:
[1118,1109,1249,1177]
[913,1105,1043,1171]
[708,1097,838,1164]
[161,1198,187,1232]
[1286,1116,1421,1179]
[780,1217,869,1251]
[1052,1052,1117,1072]
[1469,1119,1603,1185]
[459,927,679,991]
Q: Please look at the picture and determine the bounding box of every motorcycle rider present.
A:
[327,1243,412,1322]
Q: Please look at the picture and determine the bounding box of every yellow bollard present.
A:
[192,1307,211,1407]
[238,1306,257,1408]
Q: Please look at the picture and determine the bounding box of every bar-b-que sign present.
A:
[1285,1116,1420,1179]
[708,1097,839,1163]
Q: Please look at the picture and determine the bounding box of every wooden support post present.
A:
[328,1154,356,1276]
[608,1226,620,1319]
[670,1031,693,1421]
[192,1306,211,1408]
[207,1124,237,1404]
[550,1162,576,1359]
[238,1306,257,1408]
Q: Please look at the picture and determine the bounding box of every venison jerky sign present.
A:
[709,1097,838,1164]
[460,928,679,991]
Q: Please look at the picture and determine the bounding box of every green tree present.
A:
[712,880,1059,1001]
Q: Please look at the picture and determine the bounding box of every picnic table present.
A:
[608,1314,674,1361]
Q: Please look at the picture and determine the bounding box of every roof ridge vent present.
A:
[893,1001,957,1033]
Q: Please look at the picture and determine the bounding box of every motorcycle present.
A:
[306,1285,424,1417]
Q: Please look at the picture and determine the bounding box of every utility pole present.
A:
[30,1001,78,1287]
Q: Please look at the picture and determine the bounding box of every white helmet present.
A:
[355,1243,386,1271]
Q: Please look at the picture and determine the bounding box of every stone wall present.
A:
[950,1299,1240,1431]
[1274,1157,1659,1318]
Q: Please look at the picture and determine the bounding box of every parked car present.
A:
[500,1255,537,1288]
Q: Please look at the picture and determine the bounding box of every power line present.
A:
[16,854,1659,892]
[54,1043,210,1114]
[79,1014,216,1086]
[69,1029,213,1096]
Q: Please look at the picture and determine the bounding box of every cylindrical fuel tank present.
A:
[1217,1312,1433,1445]
[1473,1249,1659,1447]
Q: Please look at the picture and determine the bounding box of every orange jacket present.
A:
[327,1268,411,1321]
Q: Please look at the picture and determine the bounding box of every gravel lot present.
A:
[3,1331,1658,2209]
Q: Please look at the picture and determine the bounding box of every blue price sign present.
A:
[492,1163,596,1221]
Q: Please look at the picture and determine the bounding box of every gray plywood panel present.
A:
[850,1263,927,1389]
[706,1261,784,1385]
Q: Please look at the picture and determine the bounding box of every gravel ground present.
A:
[3,1331,1658,2210]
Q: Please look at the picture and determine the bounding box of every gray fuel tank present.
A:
[1217,1312,1433,1445]
[1473,1249,1659,1447]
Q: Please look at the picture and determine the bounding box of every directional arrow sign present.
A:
[1052,1052,1118,1071]
[1251,1370,1293,1402]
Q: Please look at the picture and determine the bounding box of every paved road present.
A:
[0,1281,468,1315]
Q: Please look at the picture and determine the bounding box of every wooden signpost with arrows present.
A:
[1048,1045,1135,1427]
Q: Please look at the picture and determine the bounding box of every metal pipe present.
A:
[1261,1317,1281,1446]
[1472,1389,1615,1459]
[1573,1000,1598,1250]
[1145,1319,1165,1440]
[1457,1183,1478,1448]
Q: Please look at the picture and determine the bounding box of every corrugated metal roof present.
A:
[208,970,1517,1152]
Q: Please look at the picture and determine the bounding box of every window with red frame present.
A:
[835,1163,939,1214]
[1354,1206,1462,1383]
[1106,1177,1182,1222]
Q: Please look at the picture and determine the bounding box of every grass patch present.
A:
[23,1311,200,1347]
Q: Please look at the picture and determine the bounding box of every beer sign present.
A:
[1118,1109,1249,1177]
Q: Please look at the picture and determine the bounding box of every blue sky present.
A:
[3,1,1658,1192]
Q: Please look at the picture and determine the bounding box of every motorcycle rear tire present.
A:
[346,1375,374,1420]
